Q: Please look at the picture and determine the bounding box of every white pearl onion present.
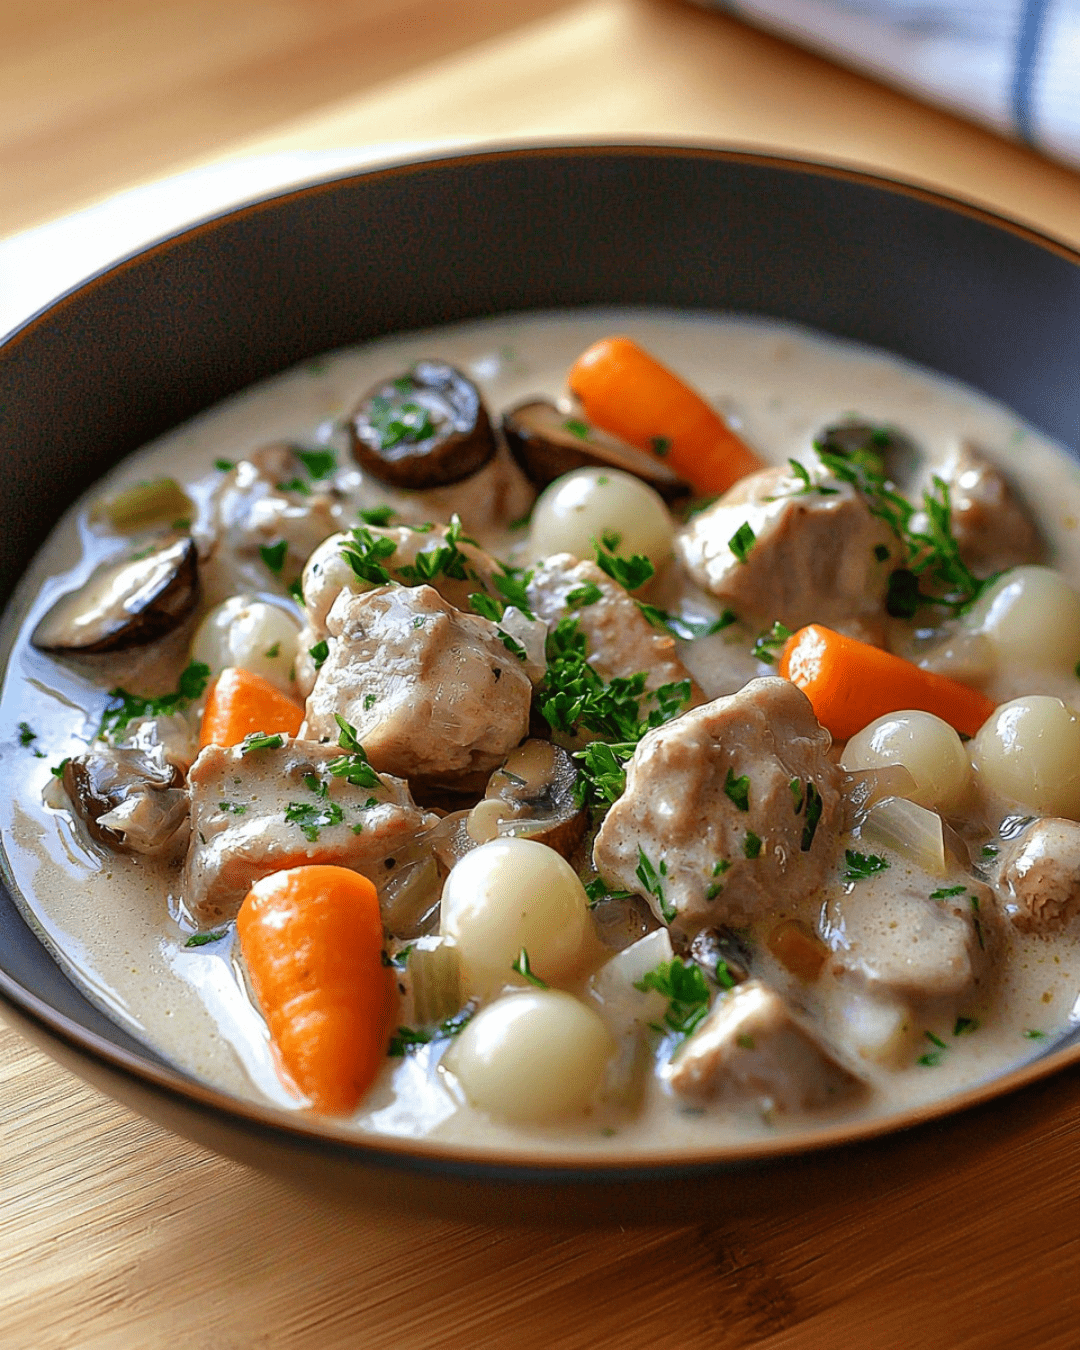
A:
[191,596,300,692]
[528,467,674,575]
[447,990,613,1123]
[841,710,971,813]
[439,838,591,996]
[964,565,1080,672]
[972,695,1080,818]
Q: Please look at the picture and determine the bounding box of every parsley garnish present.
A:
[309,639,330,669]
[970,893,985,950]
[583,876,635,906]
[593,539,655,592]
[843,850,889,882]
[276,477,310,495]
[368,394,436,450]
[294,448,336,479]
[359,505,395,526]
[751,620,793,665]
[564,417,590,439]
[954,1016,980,1036]
[800,783,823,851]
[981,843,999,860]
[264,642,280,659]
[767,458,839,499]
[635,847,675,924]
[497,631,528,661]
[650,436,671,457]
[97,660,210,740]
[340,525,397,585]
[511,948,548,988]
[574,741,635,808]
[17,722,36,747]
[493,564,533,616]
[1023,1029,1048,1040]
[566,582,603,609]
[327,715,381,789]
[287,578,305,605]
[396,515,475,585]
[637,604,736,640]
[790,778,804,813]
[259,540,288,574]
[743,831,762,860]
[50,758,70,779]
[240,732,284,754]
[388,1005,474,1056]
[214,458,235,472]
[285,799,344,841]
[917,1030,947,1066]
[728,522,756,564]
[184,930,228,948]
[634,958,710,1040]
[724,768,750,812]
[217,801,247,815]
[930,885,967,898]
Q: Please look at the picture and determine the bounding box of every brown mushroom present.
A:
[348,361,496,488]
[502,399,691,501]
[817,419,920,485]
[689,926,752,985]
[475,739,588,859]
[32,536,199,656]
[62,744,188,854]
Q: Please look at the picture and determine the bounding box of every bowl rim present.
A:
[3,138,1080,1180]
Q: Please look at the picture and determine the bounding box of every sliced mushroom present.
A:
[817,419,920,485]
[690,926,752,985]
[62,744,188,854]
[349,361,496,488]
[502,399,691,501]
[32,536,199,656]
[469,740,588,859]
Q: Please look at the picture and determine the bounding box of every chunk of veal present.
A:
[999,818,1080,932]
[302,584,532,786]
[205,444,344,592]
[820,872,989,1002]
[592,677,842,934]
[664,980,862,1111]
[526,553,700,696]
[935,441,1043,576]
[183,737,436,922]
[675,462,893,640]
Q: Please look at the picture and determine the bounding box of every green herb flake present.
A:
[723,768,750,812]
[954,1016,980,1036]
[17,722,36,747]
[728,522,756,564]
[287,578,305,605]
[925,1030,947,1049]
[469,591,503,622]
[359,505,395,527]
[635,847,675,924]
[184,929,228,948]
[789,778,804,814]
[650,436,671,458]
[363,693,377,711]
[843,850,889,882]
[593,539,655,592]
[295,448,337,480]
[217,801,247,816]
[917,1051,944,1067]
[1024,1029,1048,1040]
[327,715,381,789]
[511,947,549,988]
[263,642,280,659]
[276,477,311,496]
[634,957,710,1040]
[751,620,793,666]
[930,885,967,899]
[566,582,604,609]
[981,843,999,860]
[309,639,330,669]
[240,732,284,754]
[637,603,737,641]
[396,514,472,587]
[97,660,211,741]
[214,458,235,472]
[563,418,591,440]
[259,540,288,575]
[800,783,823,852]
[339,525,398,586]
[50,758,71,779]
[743,831,762,860]
[368,395,436,451]
[285,798,344,842]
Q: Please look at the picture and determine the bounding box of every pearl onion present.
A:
[964,566,1080,672]
[841,710,971,812]
[191,596,300,692]
[440,838,591,996]
[529,468,673,575]
[447,990,613,1123]
[972,695,1080,818]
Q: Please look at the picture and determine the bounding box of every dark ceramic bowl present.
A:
[3,145,1080,1224]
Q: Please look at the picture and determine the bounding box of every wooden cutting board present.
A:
[4,2,1080,1345]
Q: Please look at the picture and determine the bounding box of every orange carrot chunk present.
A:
[779,624,996,741]
[237,865,393,1115]
[568,336,763,495]
[199,666,304,749]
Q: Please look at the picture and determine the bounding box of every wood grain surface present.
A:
[4,1,1080,1346]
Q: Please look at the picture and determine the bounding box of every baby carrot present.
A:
[568,336,763,495]
[199,666,304,749]
[779,624,996,741]
[237,865,394,1115]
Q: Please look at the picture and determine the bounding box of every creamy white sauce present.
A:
[3,307,1080,1158]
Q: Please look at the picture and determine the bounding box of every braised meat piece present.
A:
[999,819,1080,932]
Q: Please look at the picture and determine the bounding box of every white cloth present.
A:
[701,1,1080,168]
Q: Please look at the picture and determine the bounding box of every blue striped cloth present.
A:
[699,1,1080,168]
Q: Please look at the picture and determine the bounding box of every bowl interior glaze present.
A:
[2,145,1080,1210]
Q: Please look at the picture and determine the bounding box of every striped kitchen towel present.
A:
[699,1,1080,168]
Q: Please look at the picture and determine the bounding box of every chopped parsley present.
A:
[635,847,674,924]
[363,693,378,711]
[634,958,711,1040]
[497,631,527,661]
[287,577,305,605]
[650,436,671,457]
[264,642,280,659]
[574,741,635,808]
[340,525,398,585]
[789,778,804,813]
[214,458,235,472]
[294,447,337,480]
[728,521,756,564]
[584,876,635,906]
[276,477,310,495]
[930,885,967,899]
[97,660,210,741]
[493,564,533,615]
[566,582,603,609]
[593,539,655,592]
[359,505,396,527]
[309,639,330,669]
[723,768,750,812]
[368,394,436,450]
[563,417,591,439]
[637,604,737,641]
[388,1005,474,1056]
[954,1016,980,1036]
[327,715,381,789]
[743,831,762,860]
[800,783,823,852]
[843,850,889,882]
[917,1030,947,1066]
[17,722,36,747]
[217,801,247,816]
[981,843,999,860]
[240,732,284,754]
[184,930,228,948]
[1023,1029,1048,1040]
[50,758,70,779]
[259,540,288,575]
[285,799,344,841]
[511,948,548,988]
[751,620,793,665]
[468,592,502,622]
[768,458,839,499]
[396,514,473,584]
[970,893,986,950]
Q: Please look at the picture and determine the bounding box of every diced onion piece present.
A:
[860,796,947,877]
[826,986,915,1067]
[598,1024,653,1113]
[589,928,674,1028]
[843,764,920,823]
[406,938,463,1026]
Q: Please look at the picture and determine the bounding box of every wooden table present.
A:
[5,2,1080,1344]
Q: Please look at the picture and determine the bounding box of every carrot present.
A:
[199,666,304,749]
[568,336,763,495]
[237,865,394,1115]
[779,624,996,741]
